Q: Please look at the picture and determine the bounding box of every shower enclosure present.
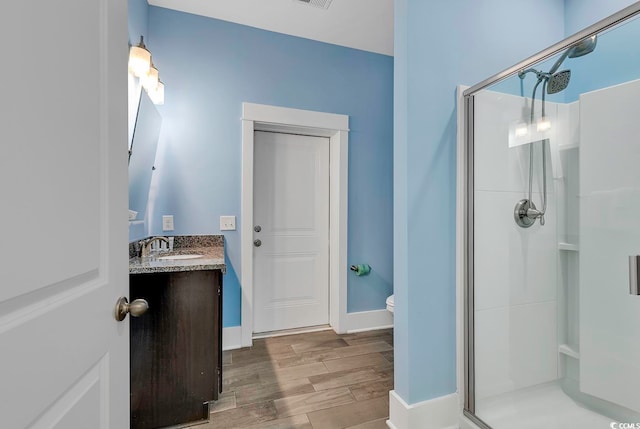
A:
[462,3,640,428]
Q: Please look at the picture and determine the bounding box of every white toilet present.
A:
[386,294,394,314]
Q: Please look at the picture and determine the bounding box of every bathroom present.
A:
[3,1,640,428]
[126,0,395,425]
[127,0,395,342]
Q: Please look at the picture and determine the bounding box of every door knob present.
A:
[254,239,262,247]
[114,297,149,321]
[254,225,262,232]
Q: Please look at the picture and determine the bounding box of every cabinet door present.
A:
[130,271,218,428]
[217,271,223,395]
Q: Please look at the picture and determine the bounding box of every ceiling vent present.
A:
[294,0,333,10]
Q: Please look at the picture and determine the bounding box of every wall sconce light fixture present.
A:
[129,35,165,105]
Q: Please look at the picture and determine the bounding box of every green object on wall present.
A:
[351,264,371,276]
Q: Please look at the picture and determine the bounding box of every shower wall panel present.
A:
[474,91,560,400]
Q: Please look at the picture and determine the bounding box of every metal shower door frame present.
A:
[461,2,640,428]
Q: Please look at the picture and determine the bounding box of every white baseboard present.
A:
[346,309,393,333]
[253,325,332,339]
[228,310,392,349]
[387,390,459,429]
[223,326,243,351]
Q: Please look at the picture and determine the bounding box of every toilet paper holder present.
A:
[350,264,371,276]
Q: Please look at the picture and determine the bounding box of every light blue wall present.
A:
[129,220,146,241]
[147,6,394,327]
[394,0,565,405]
[128,0,148,46]
[565,0,637,35]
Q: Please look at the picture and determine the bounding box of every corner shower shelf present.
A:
[558,242,579,251]
[559,343,580,359]
[558,142,579,151]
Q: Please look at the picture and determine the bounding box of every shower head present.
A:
[569,35,598,57]
[547,70,571,94]
[548,35,598,75]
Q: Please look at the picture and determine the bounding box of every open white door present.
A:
[0,0,129,428]
[580,79,640,413]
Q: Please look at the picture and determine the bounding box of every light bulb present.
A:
[515,123,529,137]
[128,37,151,77]
[141,63,159,91]
[149,81,164,105]
[537,119,551,132]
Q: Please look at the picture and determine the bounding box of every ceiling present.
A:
[147,0,394,56]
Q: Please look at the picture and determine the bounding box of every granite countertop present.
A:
[129,235,226,275]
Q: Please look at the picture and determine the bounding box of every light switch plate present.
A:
[162,215,174,231]
[220,215,236,231]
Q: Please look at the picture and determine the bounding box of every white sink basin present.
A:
[157,254,203,260]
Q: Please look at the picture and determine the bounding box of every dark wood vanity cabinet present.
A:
[129,270,223,429]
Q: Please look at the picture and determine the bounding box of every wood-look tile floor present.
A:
[202,328,393,429]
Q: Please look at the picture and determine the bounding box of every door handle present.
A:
[254,239,262,247]
[630,256,640,295]
[114,297,149,321]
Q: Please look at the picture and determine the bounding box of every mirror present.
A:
[128,90,162,223]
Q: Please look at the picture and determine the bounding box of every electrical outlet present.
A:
[162,215,174,231]
[220,216,236,231]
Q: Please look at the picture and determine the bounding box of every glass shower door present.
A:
[464,5,640,428]
[579,78,640,413]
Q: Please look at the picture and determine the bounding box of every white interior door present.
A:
[0,0,129,427]
[580,79,640,413]
[253,131,330,333]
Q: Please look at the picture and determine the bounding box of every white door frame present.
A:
[241,102,349,347]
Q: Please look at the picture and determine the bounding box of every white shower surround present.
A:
[472,90,561,401]
[463,81,640,428]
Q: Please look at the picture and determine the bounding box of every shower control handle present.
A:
[527,208,546,225]
[514,199,546,228]
[526,208,543,219]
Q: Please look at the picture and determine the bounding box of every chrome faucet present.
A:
[140,236,169,258]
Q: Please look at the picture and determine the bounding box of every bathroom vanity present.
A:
[128,236,225,429]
